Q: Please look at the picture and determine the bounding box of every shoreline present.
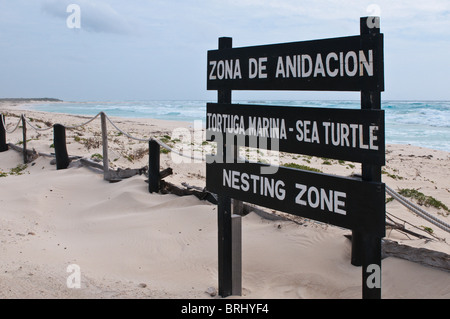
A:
[4,98,450,153]
[0,100,449,299]
[2,99,449,158]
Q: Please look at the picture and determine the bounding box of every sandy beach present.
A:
[0,100,449,299]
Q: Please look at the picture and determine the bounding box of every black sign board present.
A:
[207,34,384,91]
[206,103,385,165]
[206,160,385,237]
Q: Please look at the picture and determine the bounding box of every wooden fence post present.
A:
[21,115,27,164]
[100,112,110,180]
[148,139,160,193]
[0,114,8,152]
[53,124,71,170]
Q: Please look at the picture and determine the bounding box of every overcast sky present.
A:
[1,0,449,101]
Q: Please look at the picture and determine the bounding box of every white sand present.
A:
[0,101,449,299]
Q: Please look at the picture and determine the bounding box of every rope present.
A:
[4,111,205,161]
[103,113,148,142]
[22,115,53,132]
[152,137,206,162]
[386,185,450,229]
[62,112,102,129]
[386,185,450,233]
[1,115,22,133]
[103,113,205,162]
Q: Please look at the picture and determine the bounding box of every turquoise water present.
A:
[28,100,450,152]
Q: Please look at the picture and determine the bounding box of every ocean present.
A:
[27,100,450,152]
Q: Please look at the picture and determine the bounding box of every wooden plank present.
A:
[207,34,384,91]
[206,160,385,236]
[7,143,38,161]
[206,103,385,165]
[346,235,450,273]
[382,239,450,273]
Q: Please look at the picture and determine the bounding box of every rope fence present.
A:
[0,111,204,192]
[385,185,450,233]
[1,111,449,234]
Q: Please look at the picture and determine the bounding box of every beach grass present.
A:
[398,188,449,213]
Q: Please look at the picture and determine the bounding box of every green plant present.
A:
[91,153,103,160]
[385,196,394,204]
[382,169,404,180]
[398,188,449,212]
[421,226,433,234]
[158,135,174,153]
[160,135,172,144]
[9,164,28,176]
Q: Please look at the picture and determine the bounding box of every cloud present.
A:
[41,0,133,34]
[218,0,450,29]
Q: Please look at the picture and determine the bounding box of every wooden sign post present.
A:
[357,16,383,299]
[207,17,385,299]
[214,37,243,298]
